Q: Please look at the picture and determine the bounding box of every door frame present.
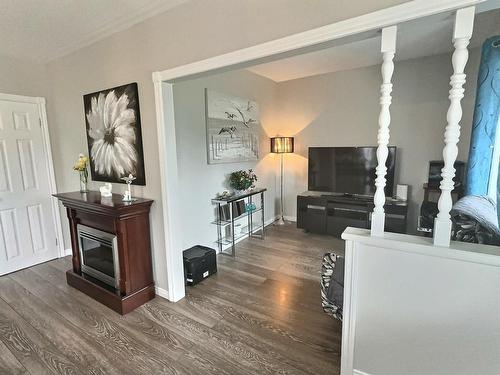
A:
[0,92,65,258]
[152,0,485,302]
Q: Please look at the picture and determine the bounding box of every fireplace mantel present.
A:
[54,191,153,216]
[54,191,155,314]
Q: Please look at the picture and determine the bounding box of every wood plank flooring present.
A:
[0,223,344,374]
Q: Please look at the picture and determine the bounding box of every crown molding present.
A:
[43,0,188,63]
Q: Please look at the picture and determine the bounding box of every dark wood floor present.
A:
[0,223,343,374]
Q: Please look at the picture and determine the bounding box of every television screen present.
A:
[308,146,396,196]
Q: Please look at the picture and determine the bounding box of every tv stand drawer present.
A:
[327,206,368,220]
[297,196,327,232]
[327,216,368,236]
[307,204,326,211]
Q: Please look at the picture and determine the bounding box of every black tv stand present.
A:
[297,191,408,237]
[321,193,373,201]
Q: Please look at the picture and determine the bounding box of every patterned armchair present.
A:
[451,195,500,246]
[320,253,344,321]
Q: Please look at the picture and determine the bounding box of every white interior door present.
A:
[0,97,59,275]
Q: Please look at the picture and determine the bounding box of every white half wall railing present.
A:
[342,7,492,375]
[434,6,475,247]
[341,227,500,375]
[371,25,397,237]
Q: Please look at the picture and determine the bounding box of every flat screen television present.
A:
[308,146,396,196]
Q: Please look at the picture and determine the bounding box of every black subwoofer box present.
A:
[183,245,217,286]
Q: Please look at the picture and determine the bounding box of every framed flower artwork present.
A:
[83,82,146,185]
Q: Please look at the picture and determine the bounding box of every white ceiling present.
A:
[0,0,187,62]
[248,8,500,82]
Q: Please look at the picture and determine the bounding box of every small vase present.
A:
[79,170,88,193]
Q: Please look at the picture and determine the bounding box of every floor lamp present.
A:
[270,137,294,225]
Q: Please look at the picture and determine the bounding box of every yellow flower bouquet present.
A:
[74,153,89,192]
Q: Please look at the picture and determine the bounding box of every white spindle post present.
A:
[371,26,397,237]
[434,7,475,247]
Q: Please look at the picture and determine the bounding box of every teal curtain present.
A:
[466,36,500,198]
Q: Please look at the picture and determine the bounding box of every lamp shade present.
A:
[270,137,294,153]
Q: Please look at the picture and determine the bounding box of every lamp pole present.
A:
[277,152,285,225]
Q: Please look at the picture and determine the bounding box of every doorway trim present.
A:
[0,92,65,258]
[152,0,484,302]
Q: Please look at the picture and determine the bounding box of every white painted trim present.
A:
[155,0,483,82]
[0,93,65,259]
[353,370,373,375]
[152,0,485,303]
[343,227,500,267]
[283,215,297,222]
[434,6,475,247]
[0,92,43,104]
[64,248,72,257]
[341,240,358,375]
[155,286,170,300]
[371,25,397,237]
[153,78,185,302]
[37,97,65,258]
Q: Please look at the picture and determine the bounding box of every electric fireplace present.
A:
[54,191,154,315]
[77,224,119,288]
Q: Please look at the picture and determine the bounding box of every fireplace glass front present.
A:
[77,224,119,288]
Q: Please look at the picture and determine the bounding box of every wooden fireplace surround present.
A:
[54,191,155,314]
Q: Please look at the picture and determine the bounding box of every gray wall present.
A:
[169,47,478,243]
[0,54,48,97]
[41,0,407,292]
[173,69,278,251]
[275,49,481,232]
[0,0,477,290]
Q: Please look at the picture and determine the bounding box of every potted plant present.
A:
[228,169,257,193]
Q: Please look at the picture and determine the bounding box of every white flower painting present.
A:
[206,89,260,164]
[83,83,146,185]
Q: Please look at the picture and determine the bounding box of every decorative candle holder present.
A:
[121,174,137,202]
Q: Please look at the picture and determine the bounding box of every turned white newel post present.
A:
[433,7,475,247]
[371,26,397,237]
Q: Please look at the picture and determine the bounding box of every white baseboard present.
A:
[283,215,297,222]
[155,286,170,300]
[266,217,277,226]
[353,370,372,375]
[63,248,72,257]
